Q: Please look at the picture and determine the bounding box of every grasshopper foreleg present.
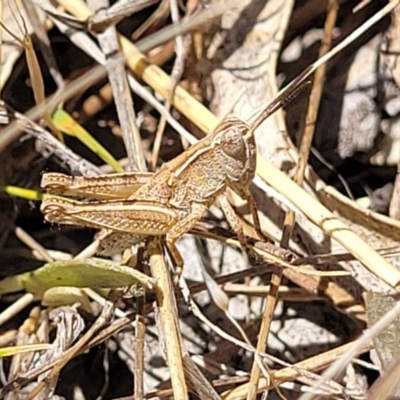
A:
[165,203,208,275]
[242,190,266,241]
[218,194,260,262]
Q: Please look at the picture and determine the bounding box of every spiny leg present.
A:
[231,185,266,241]
[218,194,260,262]
[166,203,208,275]
[164,240,184,276]
[242,189,266,241]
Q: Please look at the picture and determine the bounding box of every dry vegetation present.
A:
[2,0,400,399]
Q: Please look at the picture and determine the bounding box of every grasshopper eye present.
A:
[220,126,245,158]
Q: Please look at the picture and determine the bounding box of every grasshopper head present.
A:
[220,125,246,158]
[216,118,256,185]
[217,117,252,158]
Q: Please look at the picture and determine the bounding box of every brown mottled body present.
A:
[41,117,260,268]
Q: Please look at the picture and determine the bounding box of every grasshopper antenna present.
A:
[247,65,313,136]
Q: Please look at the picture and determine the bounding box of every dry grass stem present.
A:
[148,238,188,399]
[87,0,146,171]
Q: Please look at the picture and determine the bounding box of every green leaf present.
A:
[52,109,124,173]
[0,259,154,297]
[2,186,43,201]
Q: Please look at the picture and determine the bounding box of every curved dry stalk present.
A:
[21,0,64,90]
[0,12,62,141]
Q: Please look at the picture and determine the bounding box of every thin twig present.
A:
[274,10,339,400]
[14,226,54,264]
[150,0,190,171]
[134,312,146,400]
[0,5,62,140]
[21,0,64,90]
[87,0,146,171]
[0,100,101,176]
[87,0,159,33]
[0,294,34,328]
[131,0,170,40]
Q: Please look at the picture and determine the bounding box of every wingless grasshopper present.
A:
[40,71,309,270]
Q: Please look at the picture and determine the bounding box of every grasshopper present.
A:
[40,72,308,269]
